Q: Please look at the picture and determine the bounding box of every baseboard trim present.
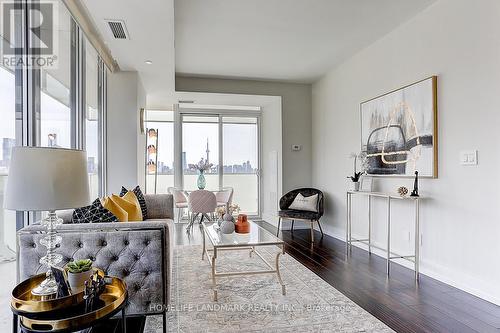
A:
[324,226,500,306]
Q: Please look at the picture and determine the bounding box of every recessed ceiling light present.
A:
[145,60,153,65]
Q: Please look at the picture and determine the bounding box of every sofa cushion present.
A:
[120,186,148,220]
[73,198,119,223]
[144,194,174,220]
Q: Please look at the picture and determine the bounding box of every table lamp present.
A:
[4,147,90,296]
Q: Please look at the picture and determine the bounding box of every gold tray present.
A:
[11,269,104,314]
[19,277,127,332]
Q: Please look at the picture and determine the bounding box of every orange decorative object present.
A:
[235,214,250,234]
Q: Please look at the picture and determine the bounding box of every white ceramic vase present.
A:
[67,269,93,294]
[353,182,360,191]
[220,220,235,234]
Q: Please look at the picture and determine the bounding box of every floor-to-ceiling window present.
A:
[181,115,220,191]
[40,3,73,149]
[178,110,261,216]
[222,116,259,215]
[2,0,109,227]
[0,25,18,259]
[84,41,100,198]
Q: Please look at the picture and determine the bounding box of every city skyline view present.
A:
[146,118,258,175]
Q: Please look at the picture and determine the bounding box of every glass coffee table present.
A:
[201,221,286,301]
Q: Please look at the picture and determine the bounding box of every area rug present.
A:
[145,245,393,333]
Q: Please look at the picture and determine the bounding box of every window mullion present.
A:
[218,115,223,191]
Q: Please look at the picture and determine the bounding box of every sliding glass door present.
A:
[222,117,259,216]
[182,115,219,191]
[180,113,260,216]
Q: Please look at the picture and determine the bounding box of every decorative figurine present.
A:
[410,171,419,197]
[220,213,235,234]
[83,271,106,312]
[397,186,409,197]
[235,214,250,234]
[220,220,235,234]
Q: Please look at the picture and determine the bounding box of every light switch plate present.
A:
[291,144,302,151]
[460,150,478,165]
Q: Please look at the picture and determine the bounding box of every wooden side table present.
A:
[11,274,128,333]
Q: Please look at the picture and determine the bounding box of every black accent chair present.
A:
[277,188,324,242]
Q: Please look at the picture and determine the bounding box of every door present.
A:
[222,116,259,216]
[179,113,261,217]
[181,115,220,191]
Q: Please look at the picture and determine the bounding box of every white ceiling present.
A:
[82,0,175,108]
[81,0,436,107]
[175,0,436,83]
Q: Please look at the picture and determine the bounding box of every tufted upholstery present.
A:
[17,194,174,316]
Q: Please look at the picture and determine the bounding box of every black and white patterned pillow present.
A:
[72,199,119,223]
[120,185,148,220]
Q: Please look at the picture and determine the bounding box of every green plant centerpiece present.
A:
[66,259,94,293]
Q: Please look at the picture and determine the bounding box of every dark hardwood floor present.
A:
[173,222,500,333]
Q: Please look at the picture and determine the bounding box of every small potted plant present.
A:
[348,152,367,191]
[66,259,93,293]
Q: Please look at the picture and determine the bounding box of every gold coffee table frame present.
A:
[202,221,286,301]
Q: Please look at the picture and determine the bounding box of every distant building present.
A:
[2,138,15,167]
[206,138,210,163]
[87,156,96,173]
[182,152,187,171]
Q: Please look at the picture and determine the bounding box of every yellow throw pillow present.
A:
[102,192,143,222]
[102,195,128,222]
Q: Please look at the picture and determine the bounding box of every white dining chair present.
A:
[168,187,188,223]
[216,187,234,211]
[187,190,217,231]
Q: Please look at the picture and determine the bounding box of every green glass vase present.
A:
[197,171,206,189]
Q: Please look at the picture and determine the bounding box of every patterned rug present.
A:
[145,245,393,333]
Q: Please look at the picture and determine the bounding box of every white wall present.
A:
[137,78,147,190]
[312,0,500,305]
[107,71,146,194]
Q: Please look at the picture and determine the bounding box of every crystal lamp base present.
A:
[31,211,63,296]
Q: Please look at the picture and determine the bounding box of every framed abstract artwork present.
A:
[361,76,437,178]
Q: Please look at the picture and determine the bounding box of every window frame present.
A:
[13,0,110,229]
[175,106,262,218]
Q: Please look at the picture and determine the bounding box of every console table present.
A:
[346,191,421,280]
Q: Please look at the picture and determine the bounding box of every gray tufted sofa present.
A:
[17,194,173,330]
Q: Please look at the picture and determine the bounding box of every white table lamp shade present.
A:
[4,147,91,211]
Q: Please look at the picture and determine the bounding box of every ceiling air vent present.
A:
[105,19,129,39]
